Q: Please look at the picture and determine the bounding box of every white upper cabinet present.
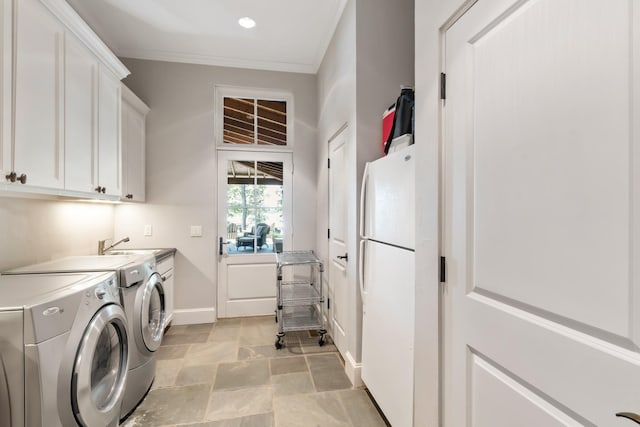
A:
[64,34,97,193]
[121,84,149,202]
[13,0,65,189]
[2,0,129,198]
[97,67,122,197]
[0,0,12,181]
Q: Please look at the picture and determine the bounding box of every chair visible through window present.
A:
[236,223,271,250]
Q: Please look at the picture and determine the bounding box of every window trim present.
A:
[214,85,294,152]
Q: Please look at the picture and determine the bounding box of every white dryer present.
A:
[4,254,165,420]
[0,271,128,427]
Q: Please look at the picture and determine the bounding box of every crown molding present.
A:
[117,48,317,75]
[39,0,130,80]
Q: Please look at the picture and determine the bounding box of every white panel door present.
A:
[217,150,292,318]
[361,240,414,427]
[329,128,348,355]
[13,0,64,189]
[443,1,640,426]
[98,67,122,196]
[64,35,97,193]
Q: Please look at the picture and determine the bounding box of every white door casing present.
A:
[443,1,640,426]
[217,150,292,318]
[328,127,349,356]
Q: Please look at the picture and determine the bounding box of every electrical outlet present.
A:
[144,224,152,236]
[190,225,202,237]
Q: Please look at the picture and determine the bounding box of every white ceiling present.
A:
[65,0,347,74]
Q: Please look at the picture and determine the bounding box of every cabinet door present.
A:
[97,67,121,196]
[13,0,64,189]
[162,268,174,326]
[0,0,12,180]
[157,256,175,325]
[121,99,145,202]
[64,35,97,193]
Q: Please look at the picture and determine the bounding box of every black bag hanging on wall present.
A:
[384,87,415,154]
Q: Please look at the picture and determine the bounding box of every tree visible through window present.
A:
[225,160,284,254]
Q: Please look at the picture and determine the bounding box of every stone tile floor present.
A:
[123,316,388,427]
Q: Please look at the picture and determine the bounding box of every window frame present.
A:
[215,85,294,152]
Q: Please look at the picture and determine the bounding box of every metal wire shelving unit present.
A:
[274,250,326,348]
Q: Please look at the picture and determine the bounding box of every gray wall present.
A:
[0,197,114,270]
[316,0,414,377]
[115,59,318,322]
[354,0,415,362]
[316,0,357,373]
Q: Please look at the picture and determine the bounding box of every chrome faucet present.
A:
[98,237,130,255]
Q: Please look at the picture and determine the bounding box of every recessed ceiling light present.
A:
[238,17,256,29]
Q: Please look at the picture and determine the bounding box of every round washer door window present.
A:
[141,273,165,352]
[91,322,123,408]
[73,304,128,426]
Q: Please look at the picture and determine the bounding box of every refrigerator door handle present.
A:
[359,162,370,239]
[359,239,366,299]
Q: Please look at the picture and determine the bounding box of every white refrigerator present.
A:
[359,144,415,427]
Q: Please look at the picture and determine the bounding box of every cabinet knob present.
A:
[5,172,27,184]
[95,186,102,193]
[101,187,106,194]
[126,194,133,199]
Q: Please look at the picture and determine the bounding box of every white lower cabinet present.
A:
[157,255,175,326]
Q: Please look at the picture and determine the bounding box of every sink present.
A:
[105,249,162,256]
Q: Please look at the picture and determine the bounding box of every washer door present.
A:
[72,304,128,427]
[140,272,165,352]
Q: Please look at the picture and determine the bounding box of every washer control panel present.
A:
[28,272,120,344]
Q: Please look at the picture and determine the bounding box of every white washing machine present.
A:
[0,271,128,426]
[4,254,165,420]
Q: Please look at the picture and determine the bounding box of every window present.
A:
[215,86,293,149]
[225,160,285,254]
[223,98,287,146]
[216,87,292,256]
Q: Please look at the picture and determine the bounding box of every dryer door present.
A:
[72,304,128,427]
[140,272,165,352]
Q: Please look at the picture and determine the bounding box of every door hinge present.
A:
[327,297,331,310]
[439,256,446,283]
[440,72,446,100]
[328,229,330,239]
[328,158,330,169]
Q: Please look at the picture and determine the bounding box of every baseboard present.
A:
[171,307,216,325]
[344,351,363,388]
